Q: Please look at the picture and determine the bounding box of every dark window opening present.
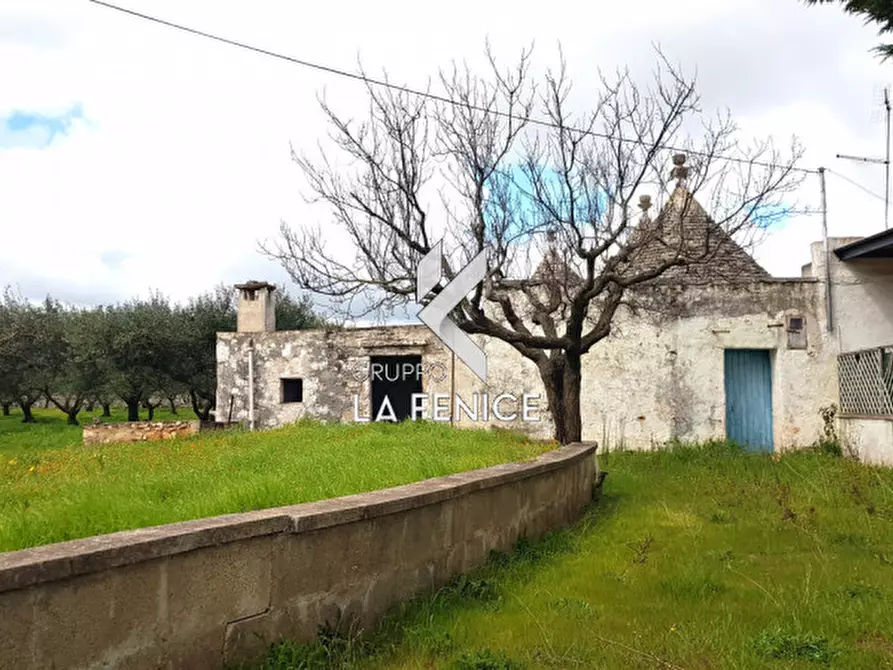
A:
[788,317,803,331]
[281,378,303,403]
[242,289,257,301]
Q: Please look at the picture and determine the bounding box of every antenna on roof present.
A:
[835,86,890,230]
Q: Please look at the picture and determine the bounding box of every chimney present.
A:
[235,281,276,333]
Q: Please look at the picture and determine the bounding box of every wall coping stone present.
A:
[0,442,596,593]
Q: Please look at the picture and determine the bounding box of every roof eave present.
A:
[833,228,893,260]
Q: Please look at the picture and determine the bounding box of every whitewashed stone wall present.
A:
[218,277,840,452]
[217,327,452,429]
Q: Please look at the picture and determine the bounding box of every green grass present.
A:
[251,441,893,670]
[0,409,553,552]
[0,406,187,456]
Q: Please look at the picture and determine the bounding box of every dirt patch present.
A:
[856,632,893,656]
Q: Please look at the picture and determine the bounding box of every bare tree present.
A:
[263,46,804,443]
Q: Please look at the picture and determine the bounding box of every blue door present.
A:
[724,349,773,452]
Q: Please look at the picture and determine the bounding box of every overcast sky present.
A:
[1,0,891,318]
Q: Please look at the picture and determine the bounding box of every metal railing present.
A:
[838,345,893,416]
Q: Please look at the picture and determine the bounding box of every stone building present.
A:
[217,190,893,462]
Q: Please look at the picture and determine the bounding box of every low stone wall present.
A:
[82,420,200,445]
[0,442,598,670]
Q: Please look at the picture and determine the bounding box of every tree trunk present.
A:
[147,404,155,421]
[19,400,36,424]
[189,389,213,421]
[124,398,140,422]
[1,402,10,416]
[538,351,583,444]
[167,396,178,414]
[85,399,95,412]
[101,403,111,417]
[46,393,84,427]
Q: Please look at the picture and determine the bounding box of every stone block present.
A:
[0,588,35,670]
[166,537,272,639]
[32,560,164,670]
[272,520,375,606]
[398,502,453,569]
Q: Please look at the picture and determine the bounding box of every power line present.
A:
[87,0,818,176]
[827,169,887,201]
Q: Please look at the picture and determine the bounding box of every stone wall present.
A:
[452,279,836,450]
[0,442,597,670]
[574,279,837,450]
[217,326,454,430]
[82,420,200,445]
[217,278,837,451]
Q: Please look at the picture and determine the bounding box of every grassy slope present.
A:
[0,409,553,552]
[263,442,893,670]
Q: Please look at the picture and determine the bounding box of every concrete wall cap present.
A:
[0,442,597,593]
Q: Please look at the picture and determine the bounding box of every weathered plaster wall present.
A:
[0,443,597,670]
[450,334,554,438]
[572,280,836,451]
[840,417,893,466]
[809,238,893,353]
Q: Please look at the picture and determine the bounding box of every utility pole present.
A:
[836,85,891,230]
[886,86,890,230]
[819,167,833,332]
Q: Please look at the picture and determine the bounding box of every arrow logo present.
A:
[417,241,488,382]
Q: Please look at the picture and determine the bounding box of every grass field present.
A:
[253,442,893,670]
[0,406,186,457]
[0,408,553,552]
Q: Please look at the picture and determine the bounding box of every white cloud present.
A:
[0,0,890,312]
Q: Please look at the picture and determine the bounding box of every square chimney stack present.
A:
[235,281,276,333]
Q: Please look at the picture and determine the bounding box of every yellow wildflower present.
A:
[28,465,35,472]
[8,458,17,465]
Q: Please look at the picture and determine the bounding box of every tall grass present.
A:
[0,406,186,456]
[0,410,553,552]
[253,440,893,669]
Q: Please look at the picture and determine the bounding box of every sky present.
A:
[1,0,891,320]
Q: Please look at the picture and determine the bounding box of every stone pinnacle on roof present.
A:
[624,154,773,283]
[670,153,689,187]
[638,194,653,223]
